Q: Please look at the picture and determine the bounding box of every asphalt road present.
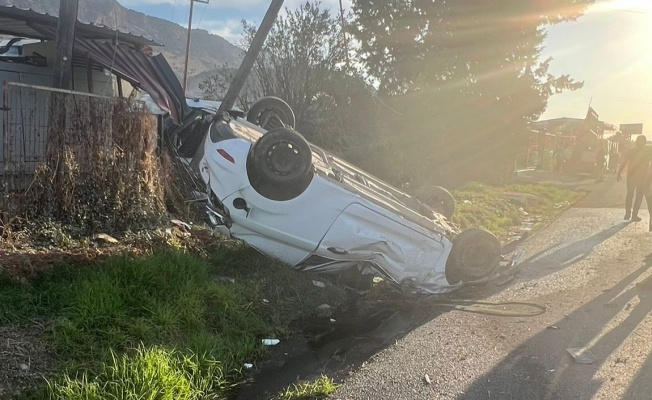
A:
[332,175,652,400]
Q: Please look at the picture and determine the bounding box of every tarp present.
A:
[31,23,190,125]
[73,39,191,125]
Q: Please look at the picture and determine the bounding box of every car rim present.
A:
[265,141,301,176]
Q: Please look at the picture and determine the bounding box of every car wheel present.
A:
[247,96,296,130]
[417,186,456,219]
[446,228,502,284]
[248,128,313,200]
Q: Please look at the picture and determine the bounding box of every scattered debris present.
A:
[262,299,270,305]
[212,275,236,284]
[171,219,192,232]
[567,347,597,364]
[500,192,543,206]
[318,303,333,317]
[19,364,29,371]
[244,363,254,369]
[92,233,118,244]
[262,339,280,346]
[547,325,559,330]
[424,374,432,384]
[312,280,326,288]
[463,200,472,205]
[520,222,536,232]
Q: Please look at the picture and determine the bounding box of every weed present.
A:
[453,182,581,238]
[44,345,228,400]
[276,375,339,400]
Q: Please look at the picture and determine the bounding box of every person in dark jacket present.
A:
[617,135,652,222]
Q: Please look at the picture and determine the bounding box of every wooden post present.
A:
[117,76,124,98]
[218,0,284,113]
[183,0,209,95]
[52,0,79,89]
[86,54,94,93]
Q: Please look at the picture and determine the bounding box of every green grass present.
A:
[0,183,579,399]
[276,375,339,400]
[44,346,226,399]
[453,182,582,239]
[1,245,345,399]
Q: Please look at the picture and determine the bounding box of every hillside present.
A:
[1,0,244,94]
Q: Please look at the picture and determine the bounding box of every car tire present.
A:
[445,228,502,285]
[417,186,456,219]
[247,96,296,130]
[248,128,313,200]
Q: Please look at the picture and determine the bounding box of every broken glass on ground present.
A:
[567,347,597,364]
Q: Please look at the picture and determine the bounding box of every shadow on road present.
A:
[517,222,628,281]
[237,199,631,399]
[622,316,652,399]
[235,298,448,400]
[458,256,652,400]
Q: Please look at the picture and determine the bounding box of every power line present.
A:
[196,1,208,30]
[183,0,209,94]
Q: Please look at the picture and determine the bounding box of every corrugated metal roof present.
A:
[0,5,162,47]
[72,37,190,124]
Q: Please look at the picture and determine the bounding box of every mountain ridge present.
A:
[0,0,244,95]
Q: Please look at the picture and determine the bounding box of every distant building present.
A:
[522,109,625,173]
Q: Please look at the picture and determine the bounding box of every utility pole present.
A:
[183,0,209,95]
[52,0,79,89]
[219,0,284,112]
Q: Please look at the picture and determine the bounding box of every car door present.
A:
[310,203,448,285]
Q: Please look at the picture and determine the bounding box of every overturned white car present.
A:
[169,97,510,295]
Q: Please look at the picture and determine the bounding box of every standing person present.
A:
[617,135,651,222]
[608,146,620,172]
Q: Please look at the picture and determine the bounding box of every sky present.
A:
[119,0,650,134]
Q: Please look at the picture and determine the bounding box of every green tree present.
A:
[242,1,347,133]
[200,1,386,162]
[350,0,594,188]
